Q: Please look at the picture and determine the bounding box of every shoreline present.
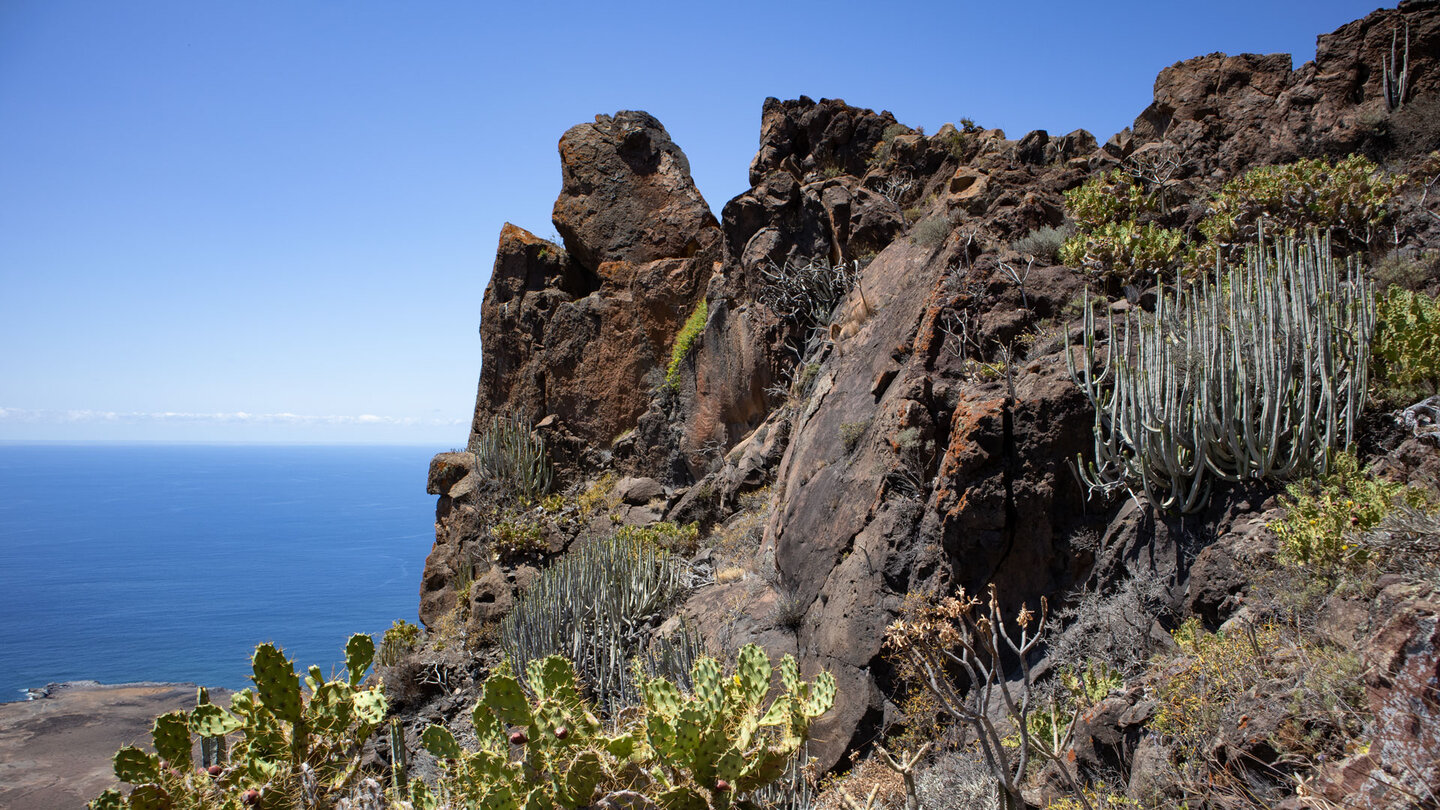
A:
[0,680,230,810]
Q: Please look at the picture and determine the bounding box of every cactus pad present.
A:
[643,678,683,717]
[482,672,533,727]
[344,633,375,686]
[420,724,462,760]
[112,746,160,784]
[150,711,192,769]
[251,643,303,725]
[736,644,771,706]
[691,657,723,714]
[526,655,580,704]
[88,789,124,810]
[353,688,387,725]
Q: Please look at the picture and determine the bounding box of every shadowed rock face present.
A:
[429,1,1440,781]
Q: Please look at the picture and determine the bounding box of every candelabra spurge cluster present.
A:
[1068,230,1375,513]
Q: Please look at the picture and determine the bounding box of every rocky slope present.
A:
[416,2,1440,806]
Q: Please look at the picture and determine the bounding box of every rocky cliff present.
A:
[418,2,1440,805]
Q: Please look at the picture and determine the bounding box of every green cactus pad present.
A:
[557,750,603,806]
[420,724,462,760]
[778,655,800,694]
[481,673,532,727]
[691,657,723,714]
[344,633,375,686]
[801,671,836,718]
[411,781,440,810]
[150,711,192,769]
[736,746,793,793]
[713,747,748,783]
[646,713,678,757]
[673,706,707,758]
[470,702,507,751]
[757,695,791,727]
[644,678,683,718]
[603,730,638,761]
[736,644,772,706]
[353,688,388,725]
[251,643,303,725]
[526,655,580,704]
[112,746,160,784]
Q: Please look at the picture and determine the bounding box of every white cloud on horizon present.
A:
[0,407,466,428]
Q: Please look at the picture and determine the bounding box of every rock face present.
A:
[1320,583,1440,809]
[426,0,1440,785]
[553,111,721,273]
[1129,1,1440,175]
[471,111,720,450]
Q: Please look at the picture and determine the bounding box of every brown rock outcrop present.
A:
[748,97,901,185]
[553,111,721,273]
[1130,1,1440,176]
[471,112,720,450]
[1320,583,1440,809]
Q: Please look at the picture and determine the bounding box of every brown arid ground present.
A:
[0,681,227,810]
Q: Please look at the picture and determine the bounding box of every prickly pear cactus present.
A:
[642,643,836,804]
[89,634,389,810]
[424,654,635,809]
[420,645,836,810]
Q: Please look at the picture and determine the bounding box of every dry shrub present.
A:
[817,752,906,810]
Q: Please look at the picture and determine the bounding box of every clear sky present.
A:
[0,0,1387,445]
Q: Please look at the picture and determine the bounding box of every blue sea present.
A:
[0,443,438,702]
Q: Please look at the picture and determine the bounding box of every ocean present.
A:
[0,443,439,702]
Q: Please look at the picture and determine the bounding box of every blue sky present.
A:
[0,0,1386,444]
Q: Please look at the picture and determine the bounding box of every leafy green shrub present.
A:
[665,298,708,392]
[1272,451,1430,575]
[498,531,690,713]
[91,637,387,810]
[1064,169,1151,227]
[1373,286,1440,402]
[377,619,421,667]
[1198,155,1404,262]
[470,413,554,504]
[616,521,700,556]
[839,420,871,454]
[1058,220,1186,284]
[491,516,547,560]
[418,644,836,809]
[1152,619,1285,749]
[1060,169,1183,284]
[869,122,911,168]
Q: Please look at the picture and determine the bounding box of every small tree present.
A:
[886,586,1092,810]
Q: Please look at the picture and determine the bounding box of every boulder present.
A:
[552,110,721,273]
